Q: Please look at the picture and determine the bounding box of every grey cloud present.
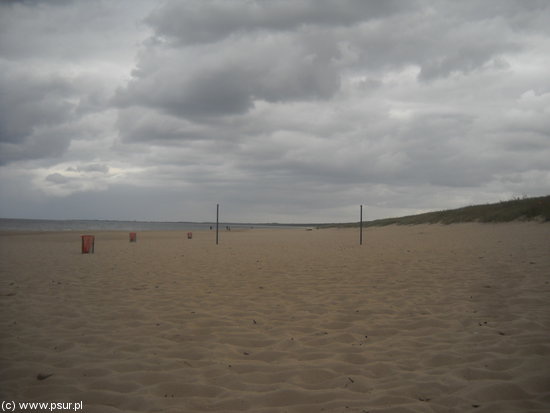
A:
[116,107,228,144]
[158,68,254,117]
[115,33,341,119]
[115,61,253,118]
[0,133,71,166]
[116,1,433,119]
[117,0,529,124]
[1,0,549,222]
[66,164,110,173]
[418,47,507,81]
[0,66,86,165]
[46,173,71,184]
[0,0,137,165]
[0,69,75,144]
[1,0,73,5]
[343,7,522,81]
[416,26,520,81]
[0,0,150,62]
[231,109,508,191]
[445,0,550,34]
[145,0,416,45]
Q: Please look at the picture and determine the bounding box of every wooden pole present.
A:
[216,203,219,245]
[360,204,363,245]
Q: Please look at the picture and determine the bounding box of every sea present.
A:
[0,218,305,232]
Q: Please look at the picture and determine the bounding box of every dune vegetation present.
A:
[329,195,550,227]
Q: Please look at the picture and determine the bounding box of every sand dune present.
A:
[1,223,549,412]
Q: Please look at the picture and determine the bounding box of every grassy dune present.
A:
[332,195,550,227]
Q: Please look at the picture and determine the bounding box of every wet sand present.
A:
[1,223,549,412]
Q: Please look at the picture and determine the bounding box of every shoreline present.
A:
[1,219,547,234]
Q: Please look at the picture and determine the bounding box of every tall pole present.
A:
[216,204,219,245]
[360,204,363,245]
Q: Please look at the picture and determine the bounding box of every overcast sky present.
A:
[0,0,549,223]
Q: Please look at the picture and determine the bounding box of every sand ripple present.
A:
[1,223,549,412]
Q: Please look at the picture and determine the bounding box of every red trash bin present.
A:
[129,232,137,242]
[81,235,95,254]
[187,232,193,239]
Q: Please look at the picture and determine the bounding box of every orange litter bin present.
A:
[187,232,193,239]
[129,232,137,242]
[81,235,95,254]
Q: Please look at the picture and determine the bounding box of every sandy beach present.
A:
[1,223,549,413]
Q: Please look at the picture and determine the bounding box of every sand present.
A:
[1,223,549,413]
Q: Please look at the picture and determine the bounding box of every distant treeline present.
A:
[325,195,550,227]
